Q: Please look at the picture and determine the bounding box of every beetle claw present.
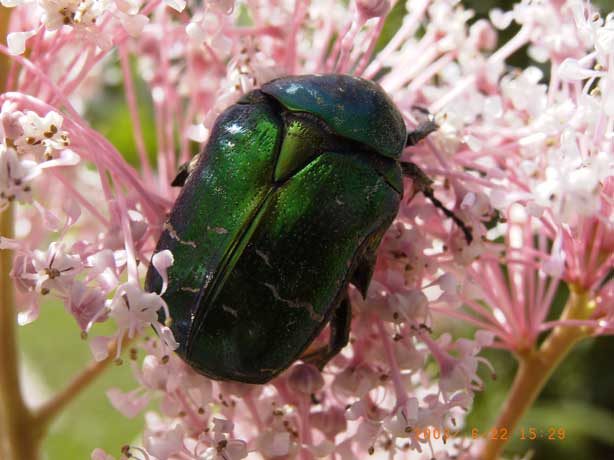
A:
[406,120,439,147]
[406,107,438,147]
[300,347,330,370]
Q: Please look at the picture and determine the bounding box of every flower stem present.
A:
[0,204,41,460]
[479,288,593,460]
[0,7,40,456]
[0,8,9,90]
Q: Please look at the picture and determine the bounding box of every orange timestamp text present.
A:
[399,427,567,442]
[406,427,461,441]
[470,427,566,441]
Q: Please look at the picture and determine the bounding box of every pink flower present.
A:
[1,1,613,460]
[107,387,151,419]
[108,281,177,355]
[67,281,107,330]
[91,448,116,460]
[0,144,38,209]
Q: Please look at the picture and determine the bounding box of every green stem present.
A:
[0,7,40,459]
[479,288,594,460]
[0,204,42,460]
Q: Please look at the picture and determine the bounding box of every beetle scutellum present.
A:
[145,74,471,384]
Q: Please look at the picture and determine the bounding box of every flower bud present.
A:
[310,407,347,438]
[287,363,324,394]
[357,0,390,22]
[332,363,377,399]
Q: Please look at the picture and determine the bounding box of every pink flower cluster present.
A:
[1,0,614,459]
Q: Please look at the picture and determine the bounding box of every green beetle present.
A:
[145,74,470,384]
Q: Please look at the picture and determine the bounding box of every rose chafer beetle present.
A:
[145,74,471,384]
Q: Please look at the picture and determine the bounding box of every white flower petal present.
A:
[596,26,614,55]
[489,8,513,29]
[603,85,614,117]
[144,425,184,460]
[156,324,179,350]
[7,30,37,55]
[558,58,600,81]
[186,21,207,42]
[89,336,112,361]
[37,150,81,168]
[121,13,149,37]
[17,302,39,325]
[164,0,186,12]
[1,0,26,6]
[115,0,140,14]
[107,388,150,418]
[152,249,174,295]
[186,123,209,142]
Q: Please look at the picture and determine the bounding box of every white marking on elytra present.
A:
[335,197,344,205]
[207,226,229,235]
[255,249,272,267]
[222,304,239,318]
[163,222,197,248]
[263,282,323,322]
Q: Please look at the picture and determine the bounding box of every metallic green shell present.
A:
[261,74,406,159]
[185,151,400,382]
[145,76,404,383]
[145,101,282,352]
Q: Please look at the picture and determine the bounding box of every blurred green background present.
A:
[17,0,614,459]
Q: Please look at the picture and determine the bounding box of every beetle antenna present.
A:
[400,161,473,244]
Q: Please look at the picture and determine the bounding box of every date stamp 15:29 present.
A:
[471,427,566,441]
[399,427,567,442]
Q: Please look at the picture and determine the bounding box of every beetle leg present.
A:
[406,105,438,147]
[400,161,473,244]
[406,120,439,147]
[406,107,437,149]
[329,296,352,358]
[351,252,376,299]
[171,154,201,187]
[301,296,352,370]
